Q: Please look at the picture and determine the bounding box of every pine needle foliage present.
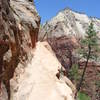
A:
[77,22,100,92]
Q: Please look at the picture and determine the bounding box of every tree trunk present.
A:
[77,45,91,92]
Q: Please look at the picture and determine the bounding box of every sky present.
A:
[35,0,100,24]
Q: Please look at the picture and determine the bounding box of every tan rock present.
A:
[10,42,75,100]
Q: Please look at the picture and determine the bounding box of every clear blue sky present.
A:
[35,0,100,23]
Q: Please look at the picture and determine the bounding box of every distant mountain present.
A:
[39,8,100,40]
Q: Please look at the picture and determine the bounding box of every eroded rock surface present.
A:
[48,36,79,70]
[10,42,75,100]
[0,0,40,99]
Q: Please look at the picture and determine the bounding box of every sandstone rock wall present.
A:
[10,42,75,100]
[0,0,40,99]
[47,36,79,70]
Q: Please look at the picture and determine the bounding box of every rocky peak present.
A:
[39,8,100,40]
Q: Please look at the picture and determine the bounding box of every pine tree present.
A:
[77,22,100,92]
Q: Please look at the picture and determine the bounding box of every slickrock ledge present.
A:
[10,42,75,100]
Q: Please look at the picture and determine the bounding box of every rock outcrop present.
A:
[10,42,76,100]
[0,0,40,99]
[39,8,100,40]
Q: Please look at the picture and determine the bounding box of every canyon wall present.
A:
[0,0,40,99]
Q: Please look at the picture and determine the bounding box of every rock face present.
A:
[10,42,75,100]
[39,8,100,40]
[48,36,79,70]
[0,0,40,99]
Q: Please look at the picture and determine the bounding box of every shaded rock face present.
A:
[0,0,40,99]
[39,8,100,40]
[10,42,75,100]
[48,36,79,71]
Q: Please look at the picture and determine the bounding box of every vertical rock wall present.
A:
[0,0,40,99]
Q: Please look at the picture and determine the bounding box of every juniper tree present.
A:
[77,22,100,92]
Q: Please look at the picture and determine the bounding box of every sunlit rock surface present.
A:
[39,8,100,40]
[10,42,75,100]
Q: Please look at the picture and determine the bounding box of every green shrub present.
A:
[68,64,80,82]
[77,92,91,100]
[95,80,100,88]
